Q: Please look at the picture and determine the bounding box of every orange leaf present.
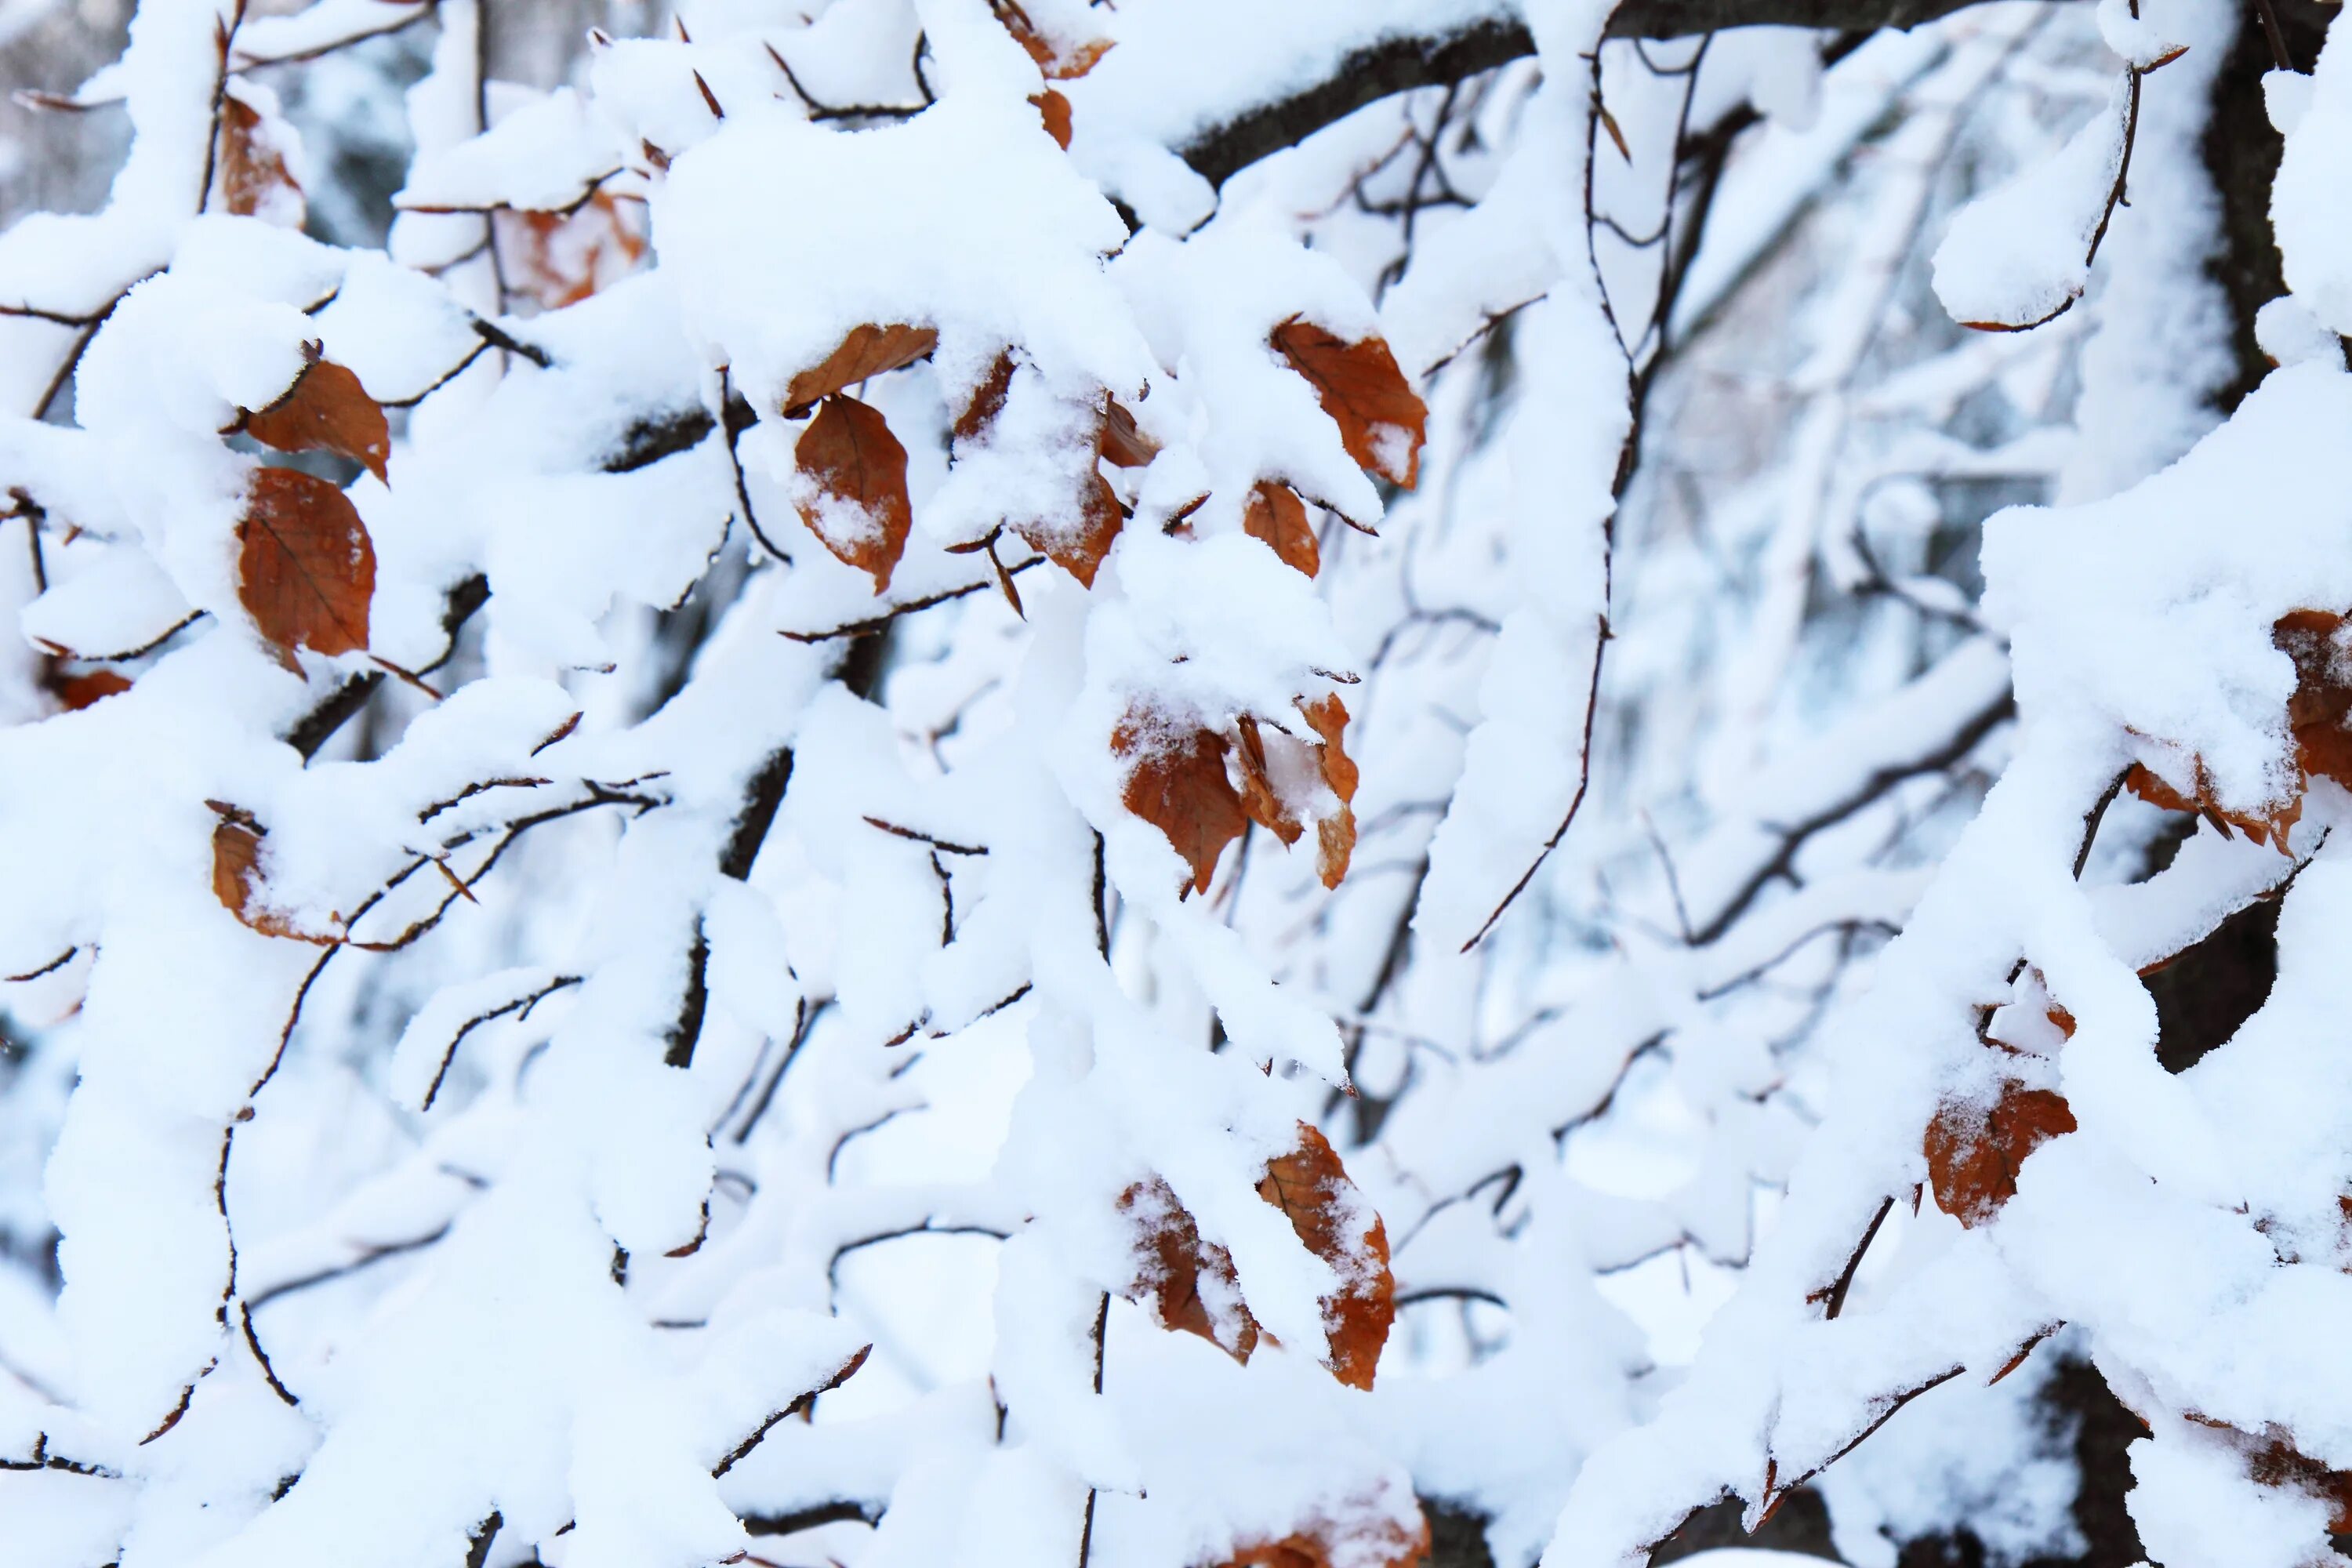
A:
[1225,1505,1429,1568]
[1098,397,1158,469]
[794,394,913,593]
[238,355,390,484]
[1242,481,1318,578]
[2248,1432,2352,1533]
[49,669,130,711]
[1233,716,1304,849]
[1256,1122,1393,1389]
[1117,1176,1261,1363]
[1925,1080,2075,1228]
[784,324,938,419]
[1031,88,1072,150]
[238,467,375,667]
[500,191,647,311]
[2275,608,2352,789]
[217,95,303,223]
[1114,705,1247,895]
[209,805,332,945]
[992,1,1113,78]
[953,351,1017,444]
[1014,470,1124,588]
[1271,318,1427,489]
[1302,695,1357,890]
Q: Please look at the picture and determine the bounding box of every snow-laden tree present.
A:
[1,2,2348,1566]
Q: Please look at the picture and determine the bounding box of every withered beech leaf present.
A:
[1234,717,1305,849]
[793,394,913,594]
[1014,472,1123,588]
[953,351,1017,444]
[1031,88,1073,151]
[1243,481,1319,578]
[1223,1505,1431,1568]
[503,191,648,311]
[1098,397,1158,470]
[1925,1080,2076,1229]
[1255,1121,1394,1390]
[49,670,131,711]
[1302,695,1357,890]
[1271,317,1428,489]
[218,96,303,222]
[1113,705,1247,895]
[2245,1430,2352,1533]
[238,466,376,666]
[1116,1176,1261,1363]
[2118,605,2352,857]
[238,356,391,484]
[783,324,938,419]
[210,809,333,945]
[2274,608,2352,790]
[2123,760,2298,854]
[993,2,1114,78]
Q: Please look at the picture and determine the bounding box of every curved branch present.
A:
[1175,0,2021,191]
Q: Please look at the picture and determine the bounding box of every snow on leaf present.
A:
[1924,1080,2076,1229]
[1242,481,1319,579]
[1270,318,1426,489]
[237,466,376,667]
[48,669,131,711]
[1301,695,1356,891]
[793,393,913,594]
[992,0,1115,79]
[1254,1122,1392,1389]
[782,323,939,419]
[953,350,1017,443]
[209,805,333,945]
[236,353,392,483]
[1098,397,1158,470]
[500,190,647,310]
[1015,471,1123,588]
[216,89,305,227]
[1117,1175,1261,1363]
[1114,704,1248,895]
[1222,1502,1431,1568]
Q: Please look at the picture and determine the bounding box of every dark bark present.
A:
[1176,0,2011,193]
[1650,1487,1841,1563]
[2200,0,2336,412]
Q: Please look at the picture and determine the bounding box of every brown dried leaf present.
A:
[49,670,130,711]
[2124,761,2299,854]
[1225,1504,1430,1568]
[239,356,390,484]
[1242,481,1319,578]
[217,95,303,223]
[1233,716,1305,848]
[1114,706,1248,895]
[501,190,648,310]
[2275,608,2352,789]
[238,466,375,666]
[1302,695,1357,890]
[1925,1080,2076,1229]
[784,324,938,419]
[2234,1428,2352,1533]
[1256,1122,1393,1389]
[794,394,913,594]
[1271,317,1428,489]
[993,2,1114,78]
[1014,471,1124,587]
[210,809,332,945]
[1098,397,1158,469]
[1117,1176,1261,1363]
[954,351,1017,444]
[1031,88,1072,150]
